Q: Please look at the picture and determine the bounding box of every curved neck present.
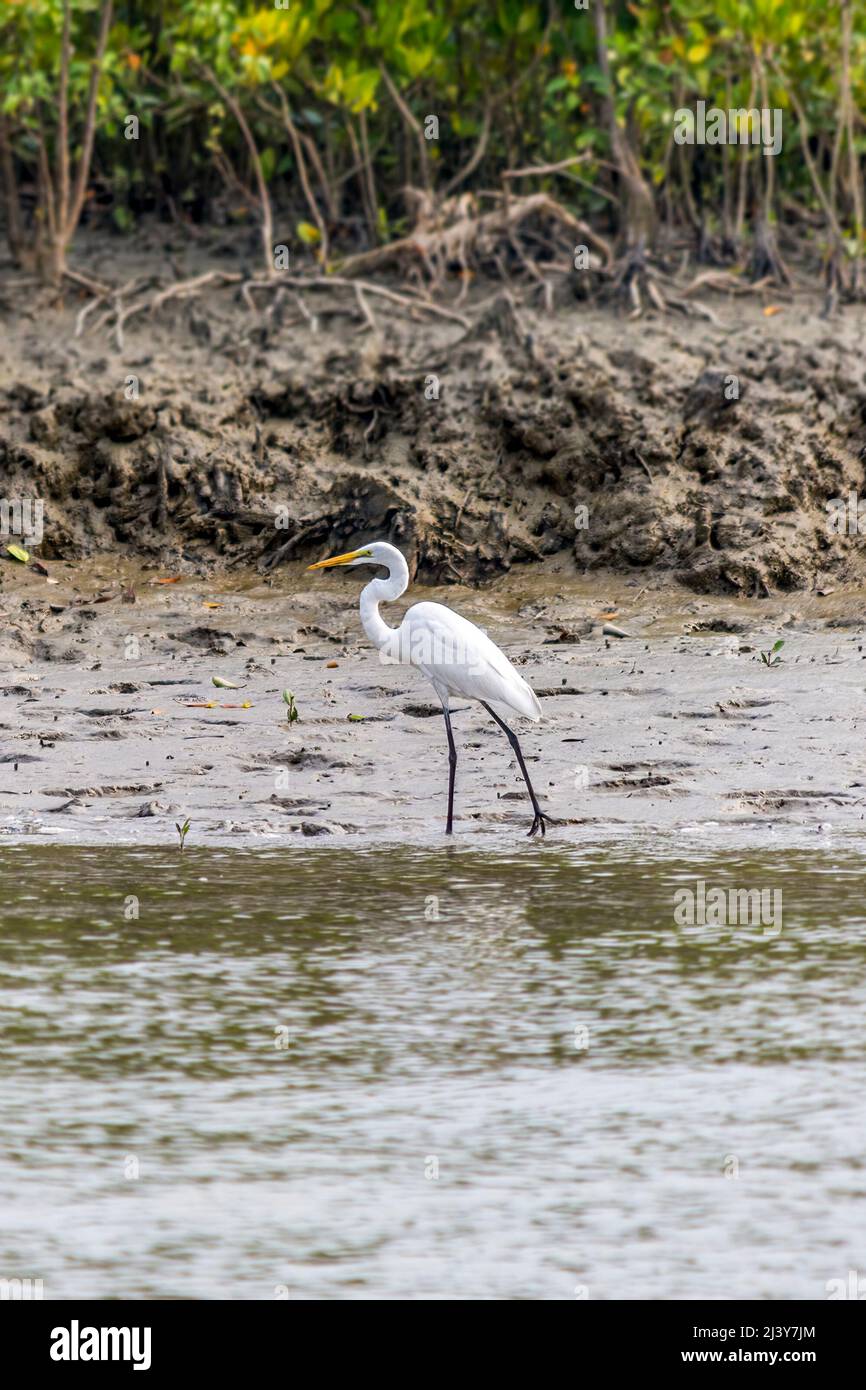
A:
[359,555,409,650]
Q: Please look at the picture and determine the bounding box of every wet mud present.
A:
[3,236,866,846]
[2,234,866,597]
[1,558,865,847]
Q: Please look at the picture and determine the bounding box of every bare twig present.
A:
[443,101,492,197]
[75,292,107,337]
[66,0,113,238]
[270,86,329,262]
[147,271,243,320]
[504,154,594,180]
[378,63,431,193]
[354,283,378,334]
[0,115,25,261]
[345,117,377,244]
[63,267,112,296]
[199,63,275,277]
[56,1,71,238]
[292,292,319,333]
[358,110,379,245]
[246,273,471,328]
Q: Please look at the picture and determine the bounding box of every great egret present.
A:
[307,541,551,836]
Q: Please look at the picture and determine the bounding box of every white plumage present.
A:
[396,601,542,721]
[307,540,550,836]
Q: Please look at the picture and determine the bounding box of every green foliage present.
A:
[760,640,785,667]
[0,1,864,261]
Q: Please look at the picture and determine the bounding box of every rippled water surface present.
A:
[1,841,865,1299]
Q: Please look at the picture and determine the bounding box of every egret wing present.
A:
[400,602,541,720]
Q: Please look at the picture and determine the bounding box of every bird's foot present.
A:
[528,811,556,838]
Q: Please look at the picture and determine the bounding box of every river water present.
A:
[1,840,864,1300]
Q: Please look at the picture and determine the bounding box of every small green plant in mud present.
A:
[175,817,191,851]
[759,640,785,668]
[282,690,299,724]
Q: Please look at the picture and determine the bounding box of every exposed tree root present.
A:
[679,270,776,298]
[337,190,614,289]
[748,220,794,288]
[243,274,471,328]
[37,193,844,349]
[68,264,471,345]
[602,240,719,322]
[818,248,866,318]
[457,288,528,346]
[64,267,112,297]
[150,270,244,312]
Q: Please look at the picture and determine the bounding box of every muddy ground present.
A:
[2,229,866,846]
[1,556,865,847]
[2,227,866,595]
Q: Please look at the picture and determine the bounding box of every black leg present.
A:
[481,701,553,838]
[442,705,457,835]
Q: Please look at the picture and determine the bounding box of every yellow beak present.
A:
[307,548,370,571]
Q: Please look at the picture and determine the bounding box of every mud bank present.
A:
[1,558,865,848]
[2,232,866,596]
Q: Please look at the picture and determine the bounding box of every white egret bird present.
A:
[307,541,551,836]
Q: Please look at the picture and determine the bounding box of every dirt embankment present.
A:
[2,235,865,595]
